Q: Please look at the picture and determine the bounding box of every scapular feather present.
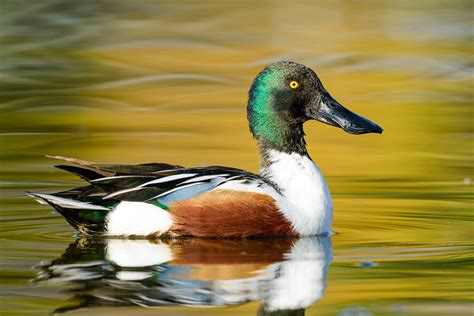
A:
[55,165,104,181]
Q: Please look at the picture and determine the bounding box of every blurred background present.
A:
[0,1,472,315]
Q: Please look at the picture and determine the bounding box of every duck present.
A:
[27,61,382,238]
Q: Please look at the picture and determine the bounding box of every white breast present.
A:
[262,150,333,235]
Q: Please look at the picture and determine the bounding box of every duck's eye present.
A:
[289,81,299,89]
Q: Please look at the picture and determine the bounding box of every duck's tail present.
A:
[26,192,114,235]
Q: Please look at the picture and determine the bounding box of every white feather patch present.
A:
[262,150,333,235]
[106,201,172,236]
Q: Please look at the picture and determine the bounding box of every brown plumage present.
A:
[170,189,296,238]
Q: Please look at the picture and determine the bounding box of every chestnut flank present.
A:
[170,190,295,238]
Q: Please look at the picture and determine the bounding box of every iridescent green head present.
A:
[247,61,382,154]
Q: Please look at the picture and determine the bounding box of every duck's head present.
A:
[248,61,383,153]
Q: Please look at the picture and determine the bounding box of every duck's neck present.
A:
[258,145,333,235]
[254,119,308,161]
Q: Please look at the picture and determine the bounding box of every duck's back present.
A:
[28,156,295,238]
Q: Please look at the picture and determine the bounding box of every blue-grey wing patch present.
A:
[151,175,229,206]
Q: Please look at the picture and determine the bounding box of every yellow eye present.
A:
[289,81,299,89]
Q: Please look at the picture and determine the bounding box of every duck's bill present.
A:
[309,94,383,134]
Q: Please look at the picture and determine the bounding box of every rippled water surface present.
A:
[0,1,472,315]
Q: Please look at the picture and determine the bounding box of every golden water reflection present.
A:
[35,237,332,315]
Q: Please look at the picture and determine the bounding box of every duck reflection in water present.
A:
[34,236,332,315]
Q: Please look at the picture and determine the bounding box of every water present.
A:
[0,1,472,315]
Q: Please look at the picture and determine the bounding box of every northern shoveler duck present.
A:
[28,61,382,238]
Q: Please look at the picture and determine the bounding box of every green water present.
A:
[0,1,472,315]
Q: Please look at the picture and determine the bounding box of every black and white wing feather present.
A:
[43,156,276,209]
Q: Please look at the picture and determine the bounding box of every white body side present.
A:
[106,201,172,236]
[261,150,333,235]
